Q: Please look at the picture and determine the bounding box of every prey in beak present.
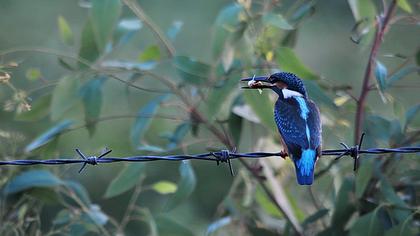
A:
[240,76,275,89]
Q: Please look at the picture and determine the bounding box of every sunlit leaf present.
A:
[90,0,121,51]
[16,94,51,121]
[57,15,74,45]
[355,158,373,198]
[131,95,169,147]
[104,164,144,198]
[276,47,319,80]
[3,170,63,195]
[164,161,196,211]
[173,56,211,85]
[397,0,412,13]
[374,60,387,92]
[152,181,178,194]
[139,45,161,62]
[25,68,42,81]
[79,77,106,136]
[347,0,376,21]
[25,120,73,152]
[167,20,183,41]
[51,76,80,121]
[263,13,293,30]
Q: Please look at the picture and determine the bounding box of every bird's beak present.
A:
[240,76,274,89]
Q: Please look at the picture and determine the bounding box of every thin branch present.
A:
[354,0,398,144]
[122,0,176,57]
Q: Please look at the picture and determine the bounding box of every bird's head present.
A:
[241,72,307,97]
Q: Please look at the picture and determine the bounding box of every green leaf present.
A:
[173,56,211,85]
[331,178,356,233]
[355,158,374,198]
[206,217,232,235]
[206,77,240,120]
[167,20,183,41]
[131,95,169,147]
[15,94,51,121]
[64,180,91,205]
[79,19,100,67]
[349,208,383,236]
[25,68,42,81]
[375,60,387,92]
[164,123,190,149]
[405,104,420,128]
[262,13,293,30]
[25,120,73,152]
[137,145,166,153]
[164,161,196,211]
[212,3,244,59]
[57,15,74,45]
[243,90,277,132]
[379,177,410,222]
[305,80,336,109]
[156,216,194,236]
[104,164,144,198]
[276,47,319,80]
[255,186,282,217]
[139,45,161,62]
[3,170,63,195]
[51,76,80,121]
[86,204,108,226]
[397,0,413,13]
[90,0,121,51]
[152,181,178,194]
[79,77,106,136]
[348,0,376,21]
[302,208,329,227]
[228,113,243,146]
[387,66,420,88]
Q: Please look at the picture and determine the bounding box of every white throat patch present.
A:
[282,89,304,99]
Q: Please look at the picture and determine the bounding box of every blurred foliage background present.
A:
[0,0,419,235]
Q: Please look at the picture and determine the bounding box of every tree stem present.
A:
[354,0,397,144]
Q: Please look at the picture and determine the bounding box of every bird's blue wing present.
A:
[307,99,322,154]
[274,98,322,154]
[274,99,309,152]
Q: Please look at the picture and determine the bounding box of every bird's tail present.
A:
[294,149,316,185]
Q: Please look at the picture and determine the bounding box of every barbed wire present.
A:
[0,134,419,175]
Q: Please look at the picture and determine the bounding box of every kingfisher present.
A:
[241,72,322,185]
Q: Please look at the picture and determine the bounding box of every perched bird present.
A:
[241,72,322,185]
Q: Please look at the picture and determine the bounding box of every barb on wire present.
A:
[0,135,419,175]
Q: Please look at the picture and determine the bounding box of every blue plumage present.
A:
[242,72,322,185]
